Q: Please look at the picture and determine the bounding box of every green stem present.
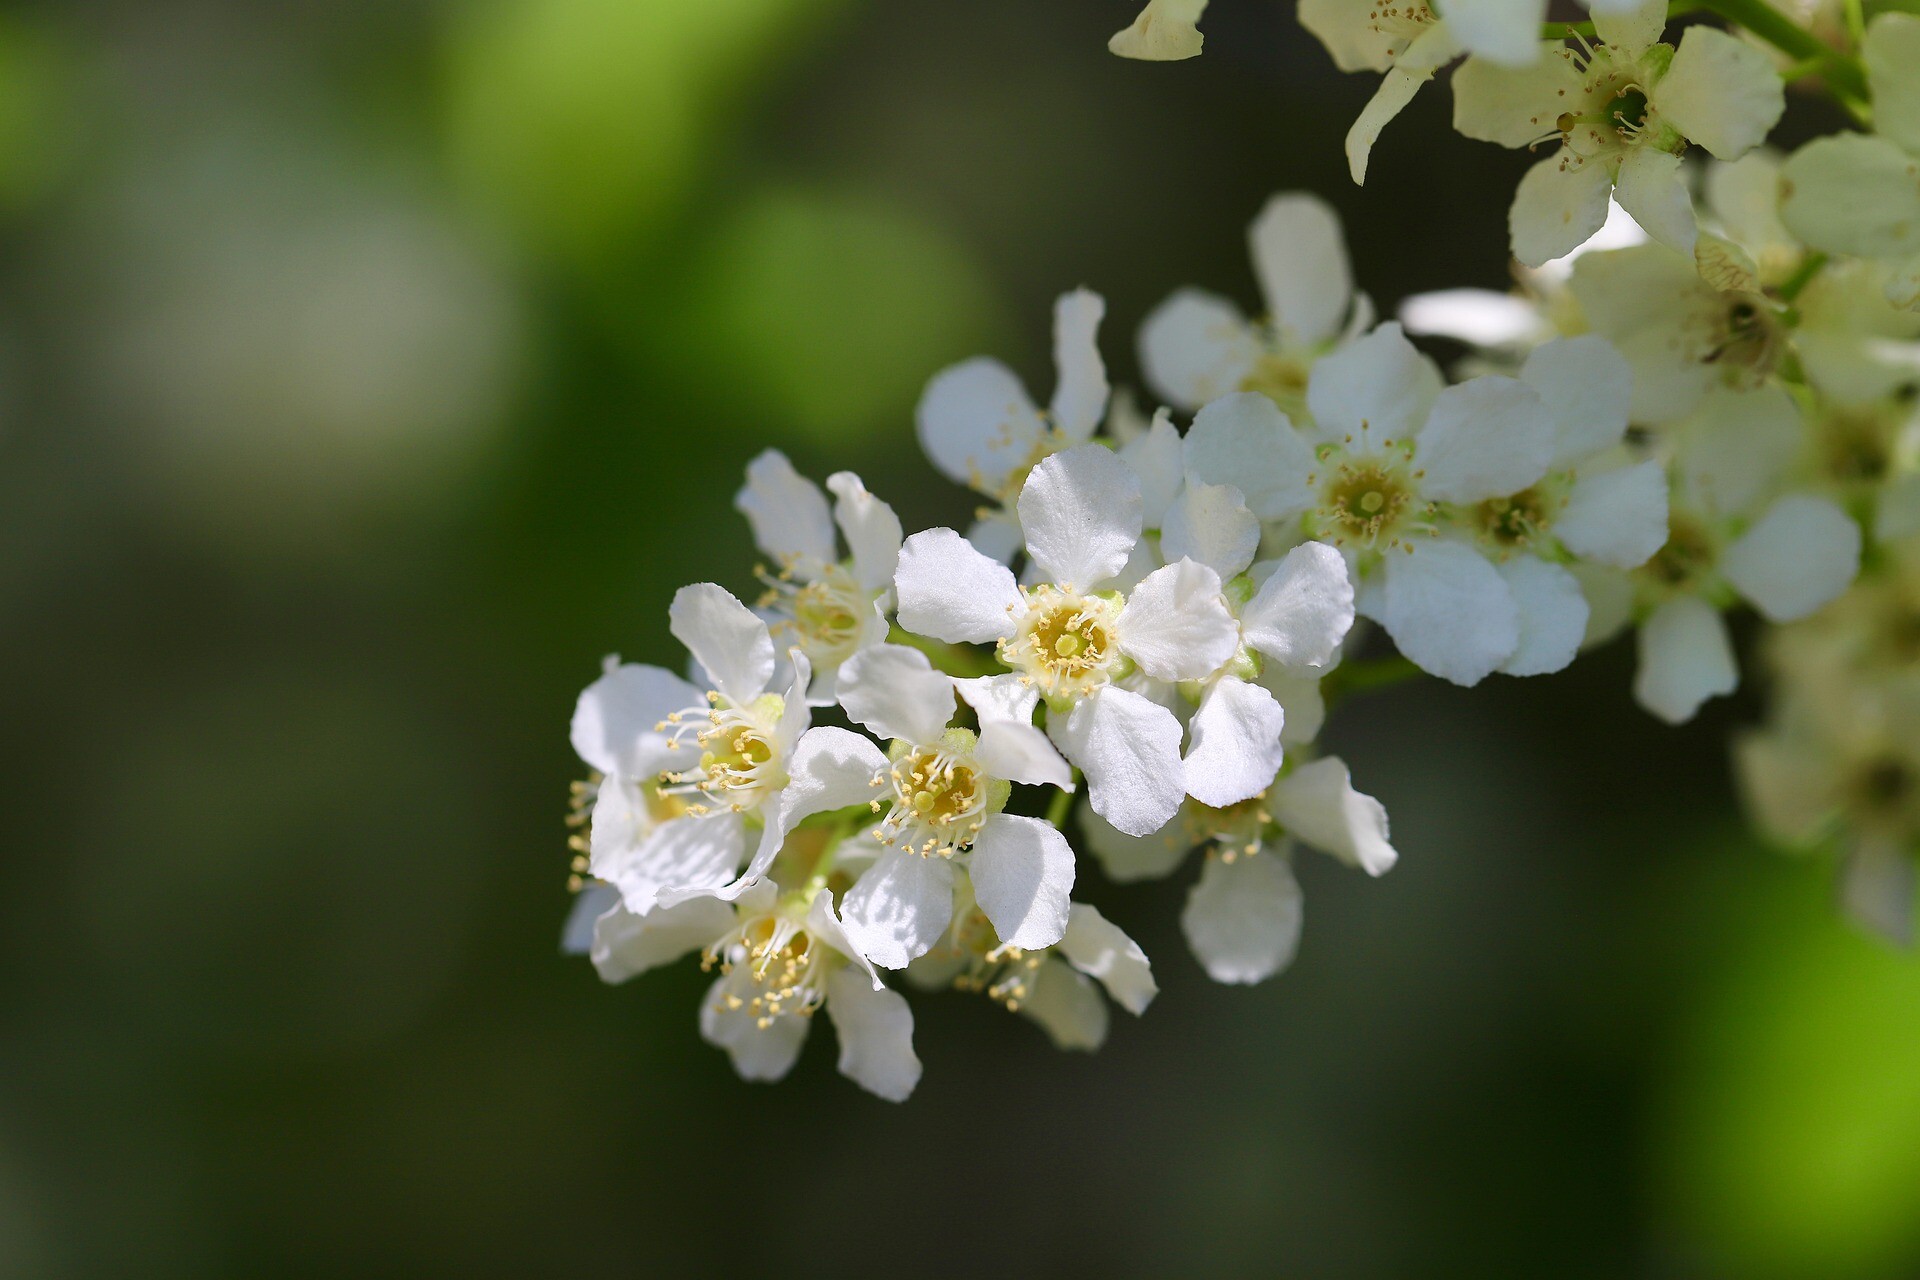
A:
[1045,773,1080,828]
[1695,0,1871,104]
[1776,250,1829,303]
[1322,654,1424,705]
[885,625,1001,680]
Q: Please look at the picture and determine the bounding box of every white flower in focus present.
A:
[568,881,923,1100]
[1451,1,1784,265]
[1138,192,1365,416]
[917,289,1110,561]
[735,450,902,704]
[827,642,1079,969]
[1109,0,1208,60]
[1082,756,1397,983]
[905,872,1156,1051]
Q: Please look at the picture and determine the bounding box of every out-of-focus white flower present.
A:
[735,450,902,704]
[1083,755,1396,983]
[1109,0,1208,59]
[1138,193,1366,416]
[828,642,1077,969]
[1451,1,1784,266]
[916,289,1110,560]
[569,880,922,1100]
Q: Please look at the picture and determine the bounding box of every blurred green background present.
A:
[1,0,1916,1274]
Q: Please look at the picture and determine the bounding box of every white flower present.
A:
[1199,322,1577,684]
[905,871,1156,1051]
[828,642,1078,969]
[1451,1,1784,265]
[1138,192,1365,415]
[570,881,923,1100]
[735,450,902,703]
[916,289,1110,560]
[1778,14,1920,309]
[1082,755,1397,984]
[1109,0,1208,60]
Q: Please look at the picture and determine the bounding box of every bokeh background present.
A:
[1,0,1917,1274]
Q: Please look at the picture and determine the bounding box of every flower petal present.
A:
[669,583,775,705]
[1269,755,1397,874]
[1452,50,1585,146]
[1119,407,1188,526]
[1181,851,1304,984]
[1779,134,1920,261]
[1509,153,1614,269]
[1019,958,1109,1050]
[954,671,1041,725]
[1866,13,1920,155]
[561,882,620,956]
[1612,146,1697,258]
[1381,540,1520,686]
[1677,384,1804,516]
[1183,676,1287,807]
[1496,556,1589,676]
[1722,495,1861,622]
[838,848,956,971]
[1117,558,1241,680]
[1521,335,1633,466]
[1059,902,1158,1014]
[1444,0,1548,65]
[1634,595,1737,723]
[1306,322,1442,449]
[726,728,888,896]
[1137,290,1258,413]
[1651,26,1785,160]
[735,449,835,574]
[1080,799,1195,882]
[700,973,809,1082]
[893,527,1022,643]
[1054,687,1187,837]
[1399,288,1549,347]
[593,810,746,915]
[1183,391,1318,520]
[975,719,1074,788]
[1018,445,1144,589]
[1345,26,1460,183]
[915,356,1044,494]
[824,967,921,1101]
[1162,482,1261,579]
[968,813,1075,950]
[571,662,702,779]
[1241,541,1356,671]
[1108,0,1208,60]
[1049,288,1110,439]
[1556,459,1669,567]
[590,895,735,984]
[826,471,903,594]
[1414,375,1556,503]
[836,643,956,746]
[1250,192,1354,346]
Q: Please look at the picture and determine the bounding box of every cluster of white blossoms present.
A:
[560,0,1920,1098]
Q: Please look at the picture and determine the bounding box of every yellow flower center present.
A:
[1000,585,1123,700]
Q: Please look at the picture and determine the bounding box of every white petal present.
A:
[915,357,1045,494]
[1250,192,1354,346]
[1451,50,1585,147]
[836,643,956,746]
[838,848,956,971]
[1650,26,1785,159]
[1017,445,1144,589]
[953,672,1040,725]
[669,583,775,705]
[1162,482,1260,579]
[1183,392,1318,520]
[1269,755,1397,874]
[975,719,1073,788]
[1241,541,1355,670]
[561,882,620,956]
[1080,799,1195,882]
[571,662,701,779]
[591,895,734,983]
[893,528,1022,644]
[824,967,921,1101]
[1119,409,1188,526]
[1181,851,1303,984]
[735,449,835,573]
[1496,556,1589,676]
[1305,322,1442,449]
[1573,561,1634,646]
[1345,26,1460,183]
[826,471,903,594]
[1136,290,1258,413]
[1381,540,1520,686]
[1634,595,1737,723]
[1509,154,1615,269]
[1412,375,1555,503]
[1612,146,1697,258]
[1589,0,1666,54]
[1866,13,1920,155]
[1117,558,1241,680]
[1049,288,1110,439]
[1521,335,1633,466]
[593,810,746,915]
[1259,665,1328,747]
[1556,459,1669,567]
[1722,495,1861,622]
[700,973,809,1082]
[965,508,1026,564]
[727,727,888,895]
[1108,0,1208,60]
[967,813,1075,950]
[1399,287,1548,347]
[1183,677,1287,807]
[1677,384,1804,516]
[1019,957,1109,1051]
[1779,134,1920,261]
[1059,903,1158,1014]
[1054,687,1187,837]
[1443,0,1547,65]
